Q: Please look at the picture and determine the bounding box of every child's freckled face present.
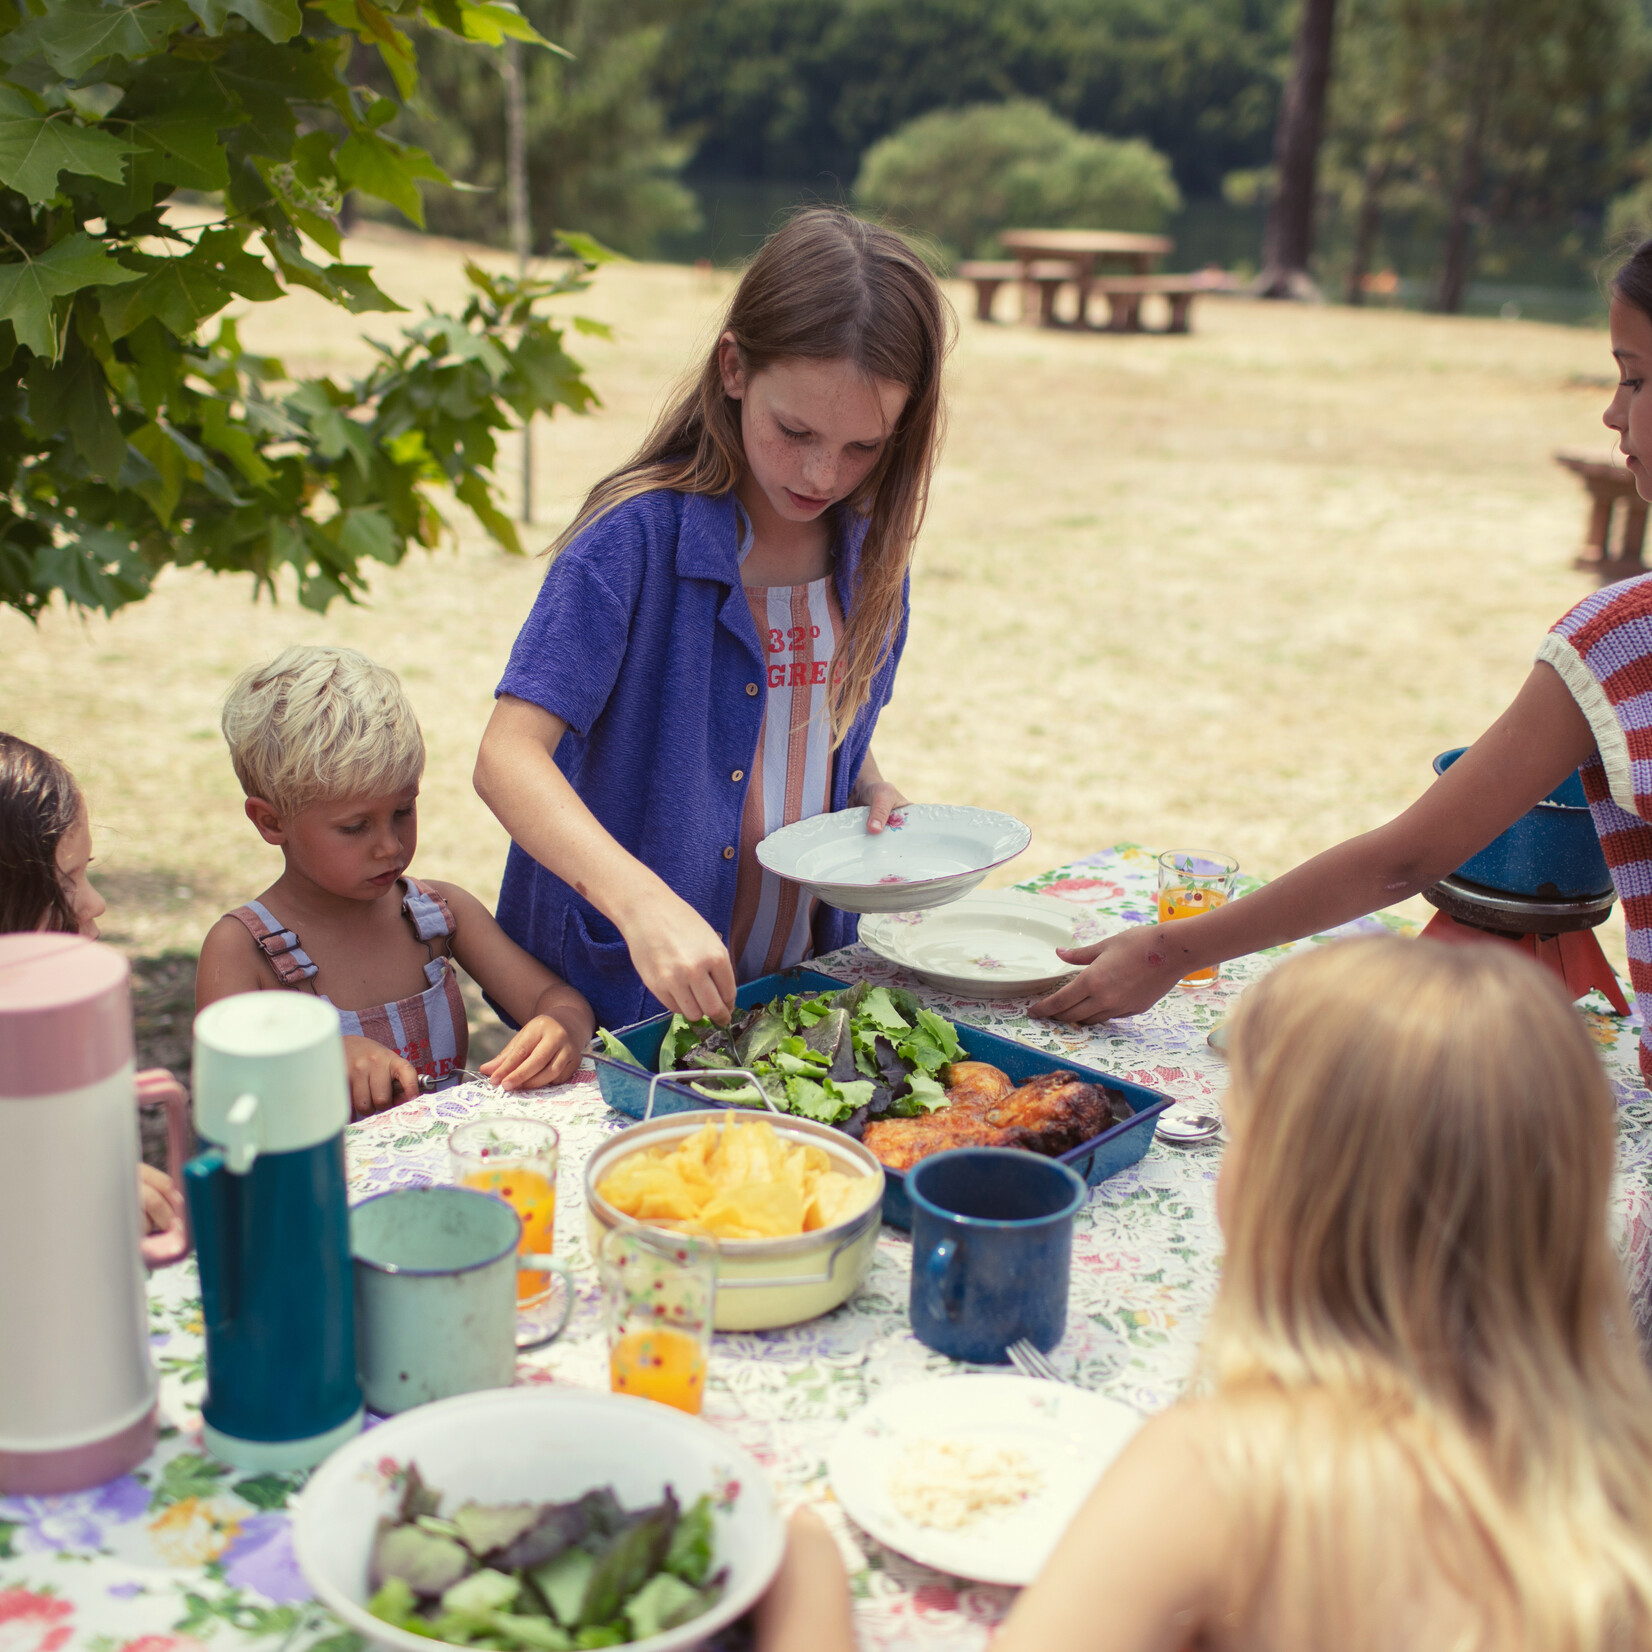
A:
[718,345,908,523]
[1605,296,1652,501]
[284,791,419,901]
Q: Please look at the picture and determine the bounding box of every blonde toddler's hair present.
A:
[221,645,425,818]
[1205,936,1652,1650]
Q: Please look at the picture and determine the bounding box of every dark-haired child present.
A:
[0,733,184,1242]
[1034,234,1652,1086]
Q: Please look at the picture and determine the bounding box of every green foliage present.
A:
[1324,0,1635,281]
[659,0,1292,199]
[0,0,606,622]
[855,99,1180,265]
[389,0,700,258]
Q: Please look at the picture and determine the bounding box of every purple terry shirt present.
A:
[494,489,908,1031]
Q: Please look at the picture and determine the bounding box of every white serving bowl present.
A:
[292,1386,783,1652]
[755,803,1031,914]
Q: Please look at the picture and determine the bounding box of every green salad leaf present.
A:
[642,985,970,1133]
[370,1470,722,1650]
[663,1496,714,1586]
[594,1028,644,1068]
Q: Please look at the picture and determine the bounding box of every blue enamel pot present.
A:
[1434,748,1613,899]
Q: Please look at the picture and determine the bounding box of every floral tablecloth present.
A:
[7,846,1652,1652]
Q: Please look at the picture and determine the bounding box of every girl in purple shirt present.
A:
[476,210,953,1029]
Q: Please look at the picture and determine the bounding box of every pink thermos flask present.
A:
[0,933,188,1494]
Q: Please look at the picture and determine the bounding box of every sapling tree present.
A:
[0,0,610,621]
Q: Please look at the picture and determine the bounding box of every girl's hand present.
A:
[1030,928,1186,1024]
[481,1011,589,1091]
[343,1034,421,1118]
[138,1163,184,1237]
[621,888,738,1023]
[855,779,909,834]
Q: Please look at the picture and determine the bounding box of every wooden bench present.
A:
[1557,453,1648,580]
[1086,273,1231,334]
[958,259,1080,325]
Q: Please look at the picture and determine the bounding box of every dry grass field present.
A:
[0,222,1631,1049]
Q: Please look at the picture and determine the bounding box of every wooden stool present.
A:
[1556,453,1648,581]
[957,260,1077,325]
[957,261,1019,323]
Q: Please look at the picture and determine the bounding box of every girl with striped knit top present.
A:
[1034,234,1652,1086]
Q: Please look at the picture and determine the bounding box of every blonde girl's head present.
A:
[222,645,425,819]
[1206,936,1652,1648]
[555,207,954,741]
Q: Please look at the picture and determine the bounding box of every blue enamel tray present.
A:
[588,968,1173,1231]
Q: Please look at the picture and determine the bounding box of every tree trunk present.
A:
[1256,0,1340,299]
[1344,151,1390,305]
[1436,1,1497,314]
[501,39,533,524]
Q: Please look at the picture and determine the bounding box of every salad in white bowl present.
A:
[292,1388,782,1652]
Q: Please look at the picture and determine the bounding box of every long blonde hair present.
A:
[550,208,953,743]
[1207,937,1652,1649]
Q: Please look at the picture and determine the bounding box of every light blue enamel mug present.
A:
[350,1187,573,1415]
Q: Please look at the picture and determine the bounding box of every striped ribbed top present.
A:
[1538,572,1652,1081]
[727,506,846,980]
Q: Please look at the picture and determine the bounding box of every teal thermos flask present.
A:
[185,993,363,1469]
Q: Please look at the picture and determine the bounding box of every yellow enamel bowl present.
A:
[584,1110,885,1332]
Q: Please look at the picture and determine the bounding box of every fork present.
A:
[1006,1337,1062,1382]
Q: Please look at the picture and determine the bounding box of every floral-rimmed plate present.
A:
[859,889,1127,998]
[755,804,1031,914]
[827,1374,1141,1586]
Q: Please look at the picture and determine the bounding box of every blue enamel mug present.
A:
[908,1149,1088,1363]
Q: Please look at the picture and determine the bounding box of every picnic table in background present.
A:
[1557,452,1648,581]
[960,229,1231,334]
[7,846,1652,1652]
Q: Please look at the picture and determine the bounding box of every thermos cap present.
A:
[193,992,348,1153]
[0,935,132,1097]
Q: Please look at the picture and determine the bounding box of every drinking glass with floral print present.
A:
[1156,851,1239,984]
[599,1226,716,1415]
[448,1116,562,1347]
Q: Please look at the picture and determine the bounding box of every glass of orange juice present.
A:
[598,1226,715,1415]
[449,1116,564,1348]
[1156,851,1239,984]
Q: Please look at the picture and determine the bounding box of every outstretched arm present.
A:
[475,695,738,1023]
[1031,663,1598,1023]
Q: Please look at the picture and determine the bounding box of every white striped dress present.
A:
[728,518,846,981]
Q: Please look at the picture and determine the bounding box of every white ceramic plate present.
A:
[292,1387,783,1652]
[755,804,1031,914]
[827,1374,1142,1586]
[859,890,1128,998]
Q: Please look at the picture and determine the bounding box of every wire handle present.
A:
[644,1066,783,1122]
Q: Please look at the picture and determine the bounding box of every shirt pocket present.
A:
[562,901,649,1031]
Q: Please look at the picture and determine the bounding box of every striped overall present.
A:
[228,877,468,1089]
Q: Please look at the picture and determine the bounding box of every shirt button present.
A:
[746,682,758,696]
[723,846,735,860]
[731,769,744,782]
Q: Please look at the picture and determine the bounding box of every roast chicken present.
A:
[860,1066,1129,1173]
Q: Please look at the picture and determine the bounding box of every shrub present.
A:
[854,99,1181,266]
